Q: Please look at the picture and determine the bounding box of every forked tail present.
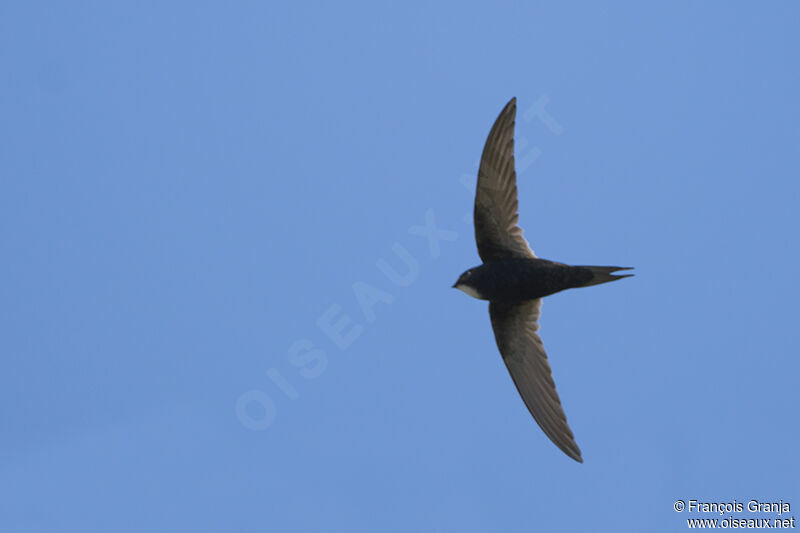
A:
[578,266,634,288]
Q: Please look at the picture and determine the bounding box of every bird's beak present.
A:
[451,282,458,288]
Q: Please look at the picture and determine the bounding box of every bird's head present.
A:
[452,267,486,300]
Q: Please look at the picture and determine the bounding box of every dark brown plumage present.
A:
[453,97,632,463]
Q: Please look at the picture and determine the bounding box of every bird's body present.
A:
[457,259,595,302]
[453,97,632,463]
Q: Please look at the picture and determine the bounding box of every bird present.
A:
[453,97,632,463]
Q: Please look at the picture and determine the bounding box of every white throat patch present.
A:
[455,283,485,300]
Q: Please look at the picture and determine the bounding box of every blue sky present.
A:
[1,2,798,531]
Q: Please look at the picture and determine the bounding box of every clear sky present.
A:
[1,2,798,532]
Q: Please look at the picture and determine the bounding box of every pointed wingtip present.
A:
[494,97,517,128]
[565,446,583,463]
[559,446,583,463]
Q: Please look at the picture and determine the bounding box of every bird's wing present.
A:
[489,299,583,462]
[474,97,536,262]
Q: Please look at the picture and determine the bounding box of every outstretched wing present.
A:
[489,299,583,462]
[474,97,536,262]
